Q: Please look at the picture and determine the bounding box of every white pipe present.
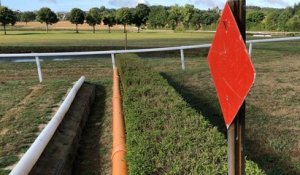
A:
[35,56,43,82]
[9,76,85,175]
[180,49,185,70]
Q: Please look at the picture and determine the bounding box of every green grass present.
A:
[0,58,113,174]
[117,54,265,175]
[0,31,214,53]
[139,40,300,174]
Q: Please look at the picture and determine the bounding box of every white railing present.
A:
[0,37,299,82]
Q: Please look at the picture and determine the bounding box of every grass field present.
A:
[0,58,113,174]
[0,31,299,174]
[0,30,215,53]
[141,41,300,174]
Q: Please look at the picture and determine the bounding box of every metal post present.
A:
[180,49,185,70]
[111,53,116,69]
[248,43,253,56]
[228,0,246,175]
[35,56,43,82]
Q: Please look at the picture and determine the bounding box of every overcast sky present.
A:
[1,0,299,12]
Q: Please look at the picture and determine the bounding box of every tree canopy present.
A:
[103,10,116,33]
[0,6,17,35]
[37,7,59,32]
[133,4,150,32]
[116,7,132,32]
[86,7,102,33]
[69,8,85,33]
[21,11,36,24]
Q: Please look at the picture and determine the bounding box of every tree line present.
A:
[1,3,300,35]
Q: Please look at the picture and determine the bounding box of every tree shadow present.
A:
[73,84,107,175]
[161,72,299,175]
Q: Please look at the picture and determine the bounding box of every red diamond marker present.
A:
[207,3,255,128]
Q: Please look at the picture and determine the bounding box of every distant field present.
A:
[0,30,215,53]
[14,21,126,31]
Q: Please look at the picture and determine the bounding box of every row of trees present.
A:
[1,3,300,35]
[246,4,300,31]
[0,4,220,35]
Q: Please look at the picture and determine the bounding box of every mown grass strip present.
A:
[117,54,265,175]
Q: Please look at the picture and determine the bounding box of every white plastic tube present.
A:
[9,76,85,175]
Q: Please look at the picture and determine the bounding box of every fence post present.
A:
[180,49,185,70]
[35,56,43,82]
[111,53,116,69]
[248,43,253,56]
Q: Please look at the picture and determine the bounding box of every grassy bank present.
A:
[117,55,264,174]
[0,58,113,174]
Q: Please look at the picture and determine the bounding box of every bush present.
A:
[117,55,265,175]
[174,25,185,33]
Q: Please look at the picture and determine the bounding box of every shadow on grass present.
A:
[161,72,299,175]
[73,84,107,175]
[161,72,227,135]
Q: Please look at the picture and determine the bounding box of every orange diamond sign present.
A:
[207,3,255,128]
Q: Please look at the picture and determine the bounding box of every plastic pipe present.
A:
[9,76,85,175]
[112,68,128,175]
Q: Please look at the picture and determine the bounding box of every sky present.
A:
[1,0,299,12]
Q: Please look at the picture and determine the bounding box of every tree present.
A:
[278,10,292,31]
[265,11,280,31]
[21,11,36,24]
[168,5,183,30]
[103,10,116,33]
[190,9,204,30]
[116,7,132,33]
[246,11,265,30]
[287,15,300,31]
[148,6,168,29]
[181,4,195,29]
[133,3,150,33]
[246,11,265,24]
[0,6,17,35]
[69,8,85,33]
[86,7,101,33]
[37,7,59,32]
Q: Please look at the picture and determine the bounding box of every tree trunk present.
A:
[138,26,140,33]
[123,24,126,33]
[93,25,95,34]
[76,24,78,33]
[108,26,111,33]
[3,25,6,35]
[46,24,48,33]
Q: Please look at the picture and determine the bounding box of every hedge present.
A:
[117,54,265,175]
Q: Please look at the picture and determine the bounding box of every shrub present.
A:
[117,55,265,175]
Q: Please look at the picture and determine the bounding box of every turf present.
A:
[0,58,113,174]
[117,54,265,175]
[0,31,214,53]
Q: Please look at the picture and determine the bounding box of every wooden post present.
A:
[227,0,246,175]
[125,30,128,50]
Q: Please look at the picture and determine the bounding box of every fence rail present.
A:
[1,37,299,82]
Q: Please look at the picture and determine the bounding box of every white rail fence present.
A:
[0,37,299,82]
